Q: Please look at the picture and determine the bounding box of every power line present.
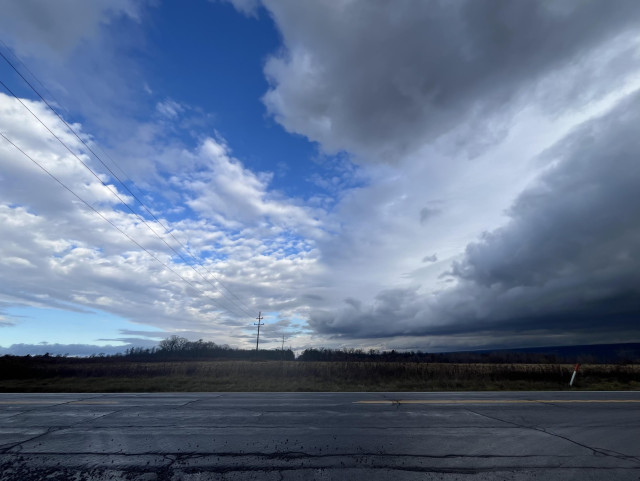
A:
[0,40,74,120]
[0,49,257,318]
[0,130,229,313]
[0,79,254,319]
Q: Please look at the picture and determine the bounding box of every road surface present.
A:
[1,391,639,480]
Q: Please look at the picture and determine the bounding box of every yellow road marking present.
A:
[355,399,640,404]
[0,401,65,405]
[68,401,120,405]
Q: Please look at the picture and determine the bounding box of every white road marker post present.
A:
[569,363,580,387]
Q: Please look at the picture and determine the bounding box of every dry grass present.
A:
[1,359,639,392]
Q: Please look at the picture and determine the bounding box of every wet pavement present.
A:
[1,391,639,480]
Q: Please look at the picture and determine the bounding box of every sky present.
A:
[1,0,640,356]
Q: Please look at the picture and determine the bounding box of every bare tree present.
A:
[158,335,189,352]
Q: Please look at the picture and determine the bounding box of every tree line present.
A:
[2,337,638,364]
[121,336,295,361]
[119,338,639,364]
[297,347,579,364]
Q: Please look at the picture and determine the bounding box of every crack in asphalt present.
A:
[466,408,640,464]
[0,427,59,454]
[2,453,640,480]
[0,395,120,454]
[65,407,130,428]
[0,450,580,459]
[156,454,179,481]
[2,393,639,479]
[0,423,516,430]
[0,394,104,421]
[3,447,640,480]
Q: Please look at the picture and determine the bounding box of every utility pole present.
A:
[281,335,285,352]
[254,312,264,351]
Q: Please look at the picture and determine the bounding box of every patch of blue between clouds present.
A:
[0,304,157,347]
[139,0,356,203]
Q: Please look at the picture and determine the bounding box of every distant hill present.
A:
[462,342,640,364]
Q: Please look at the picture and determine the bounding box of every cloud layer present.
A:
[0,92,320,349]
[263,0,640,163]
[0,0,142,58]
[309,93,640,346]
[2,1,640,353]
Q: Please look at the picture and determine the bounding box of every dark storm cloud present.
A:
[308,287,426,339]
[309,91,640,346]
[263,0,640,162]
[443,92,640,333]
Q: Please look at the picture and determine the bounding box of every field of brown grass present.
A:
[1,358,639,392]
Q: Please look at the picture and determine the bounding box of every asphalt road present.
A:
[1,391,639,480]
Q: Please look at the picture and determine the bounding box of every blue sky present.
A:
[1,0,640,355]
[103,1,325,197]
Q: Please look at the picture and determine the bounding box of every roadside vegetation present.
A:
[1,337,638,392]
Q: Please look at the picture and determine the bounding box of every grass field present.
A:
[1,358,639,392]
